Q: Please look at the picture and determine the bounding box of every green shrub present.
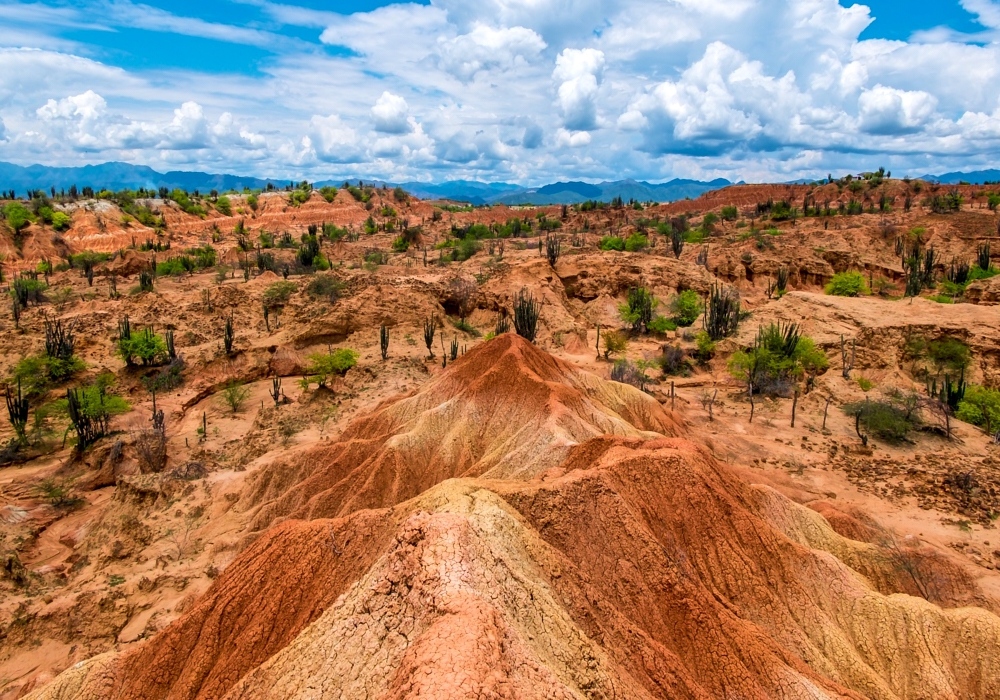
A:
[825,271,870,297]
[683,229,705,244]
[967,265,999,282]
[51,211,71,231]
[601,329,628,359]
[648,316,678,334]
[720,205,738,221]
[263,281,297,310]
[305,274,344,302]
[247,194,258,211]
[728,323,828,397]
[845,396,919,443]
[167,189,206,217]
[618,286,657,333]
[2,202,32,232]
[216,196,232,216]
[55,374,130,448]
[391,236,410,252]
[320,186,338,203]
[185,244,217,269]
[305,348,358,387]
[220,380,251,413]
[694,330,716,363]
[156,257,193,276]
[453,237,481,261]
[624,233,648,252]
[956,385,1000,434]
[10,277,48,306]
[290,190,309,206]
[68,251,111,269]
[11,354,85,396]
[118,328,169,367]
[671,289,701,327]
[599,236,625,251]
[926,337,970,374]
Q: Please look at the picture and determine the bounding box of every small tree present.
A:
[220,380,251,413]
[601,329,628,360]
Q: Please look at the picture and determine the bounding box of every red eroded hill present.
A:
[24,337,1000,700]
[241,333,678,531]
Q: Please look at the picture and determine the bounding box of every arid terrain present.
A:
[2,177,1000,699]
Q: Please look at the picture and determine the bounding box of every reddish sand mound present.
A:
[26,343,1000,700]
[242,333,677,531]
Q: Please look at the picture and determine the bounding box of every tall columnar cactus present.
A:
[270,376,282,407]
[513,288,541,343]
[5,380,28,444]
[703,284,740,341]
[978,242,992,272]
[423,317,436,359]
[545,234,561,266]
[44,319,75,361]
[380,324,389,361]
[223,315,235,355]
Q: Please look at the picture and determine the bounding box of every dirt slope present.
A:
[25,337,1000,700]
[241,333,677,532]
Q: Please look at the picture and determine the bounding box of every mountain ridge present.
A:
[0,161,731,205]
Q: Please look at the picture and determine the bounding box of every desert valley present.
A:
[0,175,997,698]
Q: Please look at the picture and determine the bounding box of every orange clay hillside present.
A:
[1,178,1000,699]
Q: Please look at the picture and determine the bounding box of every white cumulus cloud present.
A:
[371,92,413,135]
[438,24,546,81]
[553,48,605,132]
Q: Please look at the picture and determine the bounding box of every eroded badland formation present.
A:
[2,176,1000,698]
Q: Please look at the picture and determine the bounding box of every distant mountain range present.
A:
[3,160,992,205]
[0,161,290,195]
[0,161,735,205]
[918,170,1000,185]
[399,178,735,205]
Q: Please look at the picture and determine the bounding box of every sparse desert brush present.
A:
[305,274,345,302]
[263,281,297,310]
[220,380,251,413]
[845,394,920,444]
[601,329,628,359]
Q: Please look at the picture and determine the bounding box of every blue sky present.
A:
[0,0,997,184]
